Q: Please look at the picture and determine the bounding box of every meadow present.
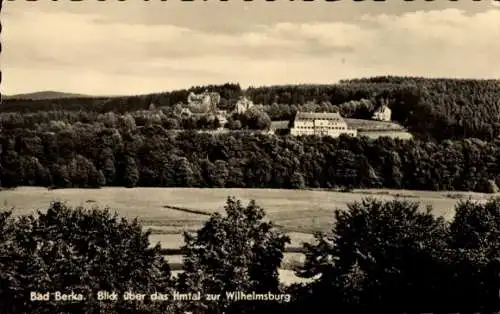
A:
[357,130,413,140]
[345,118,406,131]
[1,187,494,285]
[343,118,413,139]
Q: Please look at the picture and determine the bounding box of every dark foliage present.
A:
[2,197,500,313]
[3,124,500,192]
[176,197,290,314]
[1,83,242,113]
[290,198,500,314]
[3,77,500,141]
[247,77,500,141]
[0,202,174,314]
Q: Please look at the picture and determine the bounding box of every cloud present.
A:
[2,7,500,95]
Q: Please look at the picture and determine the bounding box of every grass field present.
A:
[1,187,493,285]
[357,130,413,140]
[345,119,413,140]
[2,187,491,230]
[345,118,405,131]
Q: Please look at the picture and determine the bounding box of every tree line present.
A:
[2,197,500,313]
[1,83,243,113]
[2,124,500,192]
[3,77,500,141]
[0,100,370,133]
[0,104,273,133]
[247,77,500,141]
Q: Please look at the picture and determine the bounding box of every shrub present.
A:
[476,179,500,194]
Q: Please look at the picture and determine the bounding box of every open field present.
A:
[1,187,494,285]
[345,118,413,139]
[2,187,492,231]
[345,118,406,131]
[358,130,413,140]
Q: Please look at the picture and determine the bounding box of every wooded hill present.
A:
[2,126,500,193]
[2,77,500,141]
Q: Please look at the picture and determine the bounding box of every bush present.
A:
[4,196,500,313]
[477,179,500,194]
[0,202,174,314]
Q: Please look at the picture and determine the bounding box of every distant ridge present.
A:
[2,91,92,100]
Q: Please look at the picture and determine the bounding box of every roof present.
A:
[295,112,343,121]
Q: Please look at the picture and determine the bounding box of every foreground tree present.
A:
[177,197,290,313]
[0,202,174,314]
[450,198,500,256]
[286,198,500,314]
[447,198,500,312]
[293,198,450,313]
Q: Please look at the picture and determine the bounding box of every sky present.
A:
[2,0,500,96]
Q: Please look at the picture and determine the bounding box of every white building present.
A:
[187,91,221,114]
[290,112,357,137]
[372,105,392,121]
[234,96,255,114]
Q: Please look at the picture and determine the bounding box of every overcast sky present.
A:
[2,0,500,96]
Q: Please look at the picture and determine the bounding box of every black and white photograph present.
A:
[1,0,500,313]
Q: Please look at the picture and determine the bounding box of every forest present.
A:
[2,124,500,193]
[2,76,500,192]
[3,77,500,141]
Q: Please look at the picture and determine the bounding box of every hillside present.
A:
[248,77,500,141]
[2,91,90,100]
[2,77,500,141]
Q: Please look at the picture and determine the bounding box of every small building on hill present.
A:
[179,91,229,128]
[290,112,357,137]
[234,96,255,114]
[372,105,392,121]
[187,91,221,115]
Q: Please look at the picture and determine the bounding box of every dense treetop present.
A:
[289,197,500,313]
[2,122,500,193]
[0,202,174,314]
